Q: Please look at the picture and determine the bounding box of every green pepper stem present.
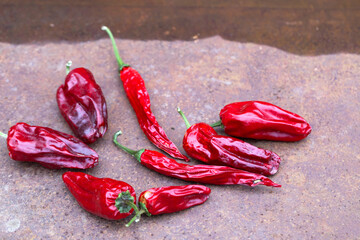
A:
[101,26,129,71]
[113,131,145,162]
[66,60,72,75]
[115,190,139,216]
[210,120,223,128]
[113,131,138,155]
[177,107,191,129]
[126,201,140,216]
[0,131,7,138]
[125,209,146,227]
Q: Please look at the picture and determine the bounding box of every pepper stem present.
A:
[101,26,129,71]
[210,120,223,128]
[125,209,146,227]
[177,107,191,129]
[0,131,7,138]
[113,131,137,155]
[113,131,145,162]
[126,201,140,216]
[66,60,72,75]
[115,190,139,214]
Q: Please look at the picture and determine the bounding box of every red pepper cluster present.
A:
[0,26,311,227]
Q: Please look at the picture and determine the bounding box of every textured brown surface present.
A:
[0,37,359,239]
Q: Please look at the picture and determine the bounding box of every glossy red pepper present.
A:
[62,172,137,220]
[113,131,281,188]
[212,101,312,141]
[178,108,281,176]
[126,185,211,227]
[56,61,108,144]
[102,26,189,162]
[1,122,98,169]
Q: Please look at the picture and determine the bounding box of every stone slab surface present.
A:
[0,38,359,239]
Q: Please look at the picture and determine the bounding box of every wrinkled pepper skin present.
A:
[114,130,281,188]
[120,67,188,161]
[7,122,98,169]
[218,101,311,141]
[183,123,281,176]
[139,185,211,215]
[63,172,136,220]
[57,67,108,144]
[139,150,280,187]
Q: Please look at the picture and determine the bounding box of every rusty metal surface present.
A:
[0,37,359,239]
[1,0,360,55]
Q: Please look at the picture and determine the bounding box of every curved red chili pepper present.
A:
[178,108,280,176]
[63,172,137,220]
[57,61,108,144]
[102,26,189,162]
[113,131,281,188]
[126,185,211,227]
[4,122,98,169]
[212,101,311,141]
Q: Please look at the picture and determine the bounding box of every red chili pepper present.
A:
[211,101,312,141]
[113,131,281,188]
[126,185,211,227]
[102,26,189,162]
[62,172,137,220]
[56,61,108,144]
[1,122,98,169]
[177,108,281,176]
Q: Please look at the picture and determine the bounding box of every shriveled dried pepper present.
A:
[211,101,312,141]
[113,131,281,188]
[126,185,211,227]
[178,108,281,176]
[102,26,188,161]
[63,172,137,220]
[1,122,98,169]
[57,61,108,144]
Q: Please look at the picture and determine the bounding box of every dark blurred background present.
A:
[1,0,359,55]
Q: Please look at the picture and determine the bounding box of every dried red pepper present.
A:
[212,101,311,141]
[62,172,137,220]
[1,122,98,169]
[102,26,188,161]
[113,131,281,188]
[178,108,281,176]
[57,61,108,144]
[126,185,211,227]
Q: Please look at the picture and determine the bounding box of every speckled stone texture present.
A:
[0,38,359,239]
